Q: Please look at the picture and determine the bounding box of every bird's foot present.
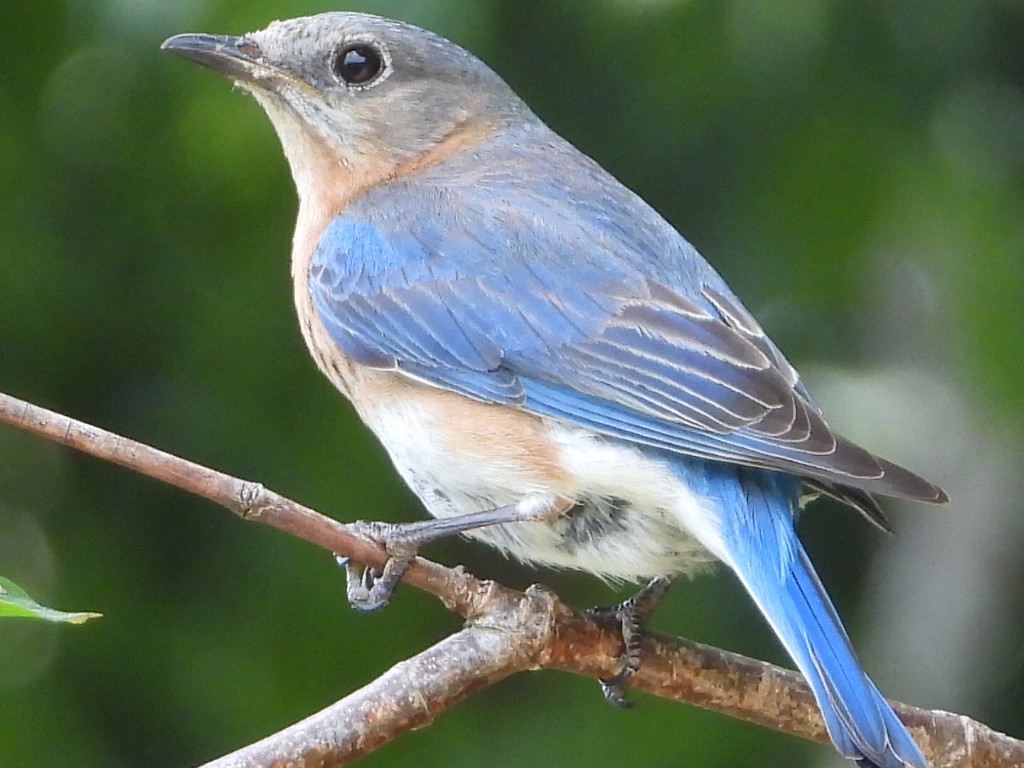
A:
[336,552,413,612]
[588,576,672,708]
[335,520,426,612]
[335,500,572,611]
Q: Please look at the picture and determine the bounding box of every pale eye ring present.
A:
[331,42,384,85]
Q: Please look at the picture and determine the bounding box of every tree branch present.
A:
[1,390,1020,767]
[201,597,549,768]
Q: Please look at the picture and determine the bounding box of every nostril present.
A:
[238,40,261,58]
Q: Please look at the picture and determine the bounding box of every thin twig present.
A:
[1,390,1022,767]
[0,391,474,609]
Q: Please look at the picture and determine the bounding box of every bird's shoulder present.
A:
[320,122,724,307]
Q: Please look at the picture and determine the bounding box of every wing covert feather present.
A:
[307,166,945,504]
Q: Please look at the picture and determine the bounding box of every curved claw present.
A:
[590,577,672,707]
[342,555,413,612]
[599,674,634,709]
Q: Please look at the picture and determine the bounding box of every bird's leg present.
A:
[589,576,672,707]
[340,495,573,611]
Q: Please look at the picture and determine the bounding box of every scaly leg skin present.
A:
[339,496,572,612]
[589,576,672,708]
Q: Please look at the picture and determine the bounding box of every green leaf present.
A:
[0,576,101,624]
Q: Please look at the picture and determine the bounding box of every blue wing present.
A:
[309,136,945,506]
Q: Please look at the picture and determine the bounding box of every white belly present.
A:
[360,381,721,582]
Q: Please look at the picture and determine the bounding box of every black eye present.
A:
[332,43,384,85]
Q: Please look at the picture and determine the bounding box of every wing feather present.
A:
[307,170,946,505]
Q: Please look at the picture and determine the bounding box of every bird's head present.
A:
[163,13,527,196]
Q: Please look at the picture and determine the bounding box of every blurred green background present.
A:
[1,1,1022,766]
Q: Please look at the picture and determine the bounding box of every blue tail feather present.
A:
[707,467,927,768]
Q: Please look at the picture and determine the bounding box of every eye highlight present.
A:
[331,42,384,86]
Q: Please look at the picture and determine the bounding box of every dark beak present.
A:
[161,33,263,82]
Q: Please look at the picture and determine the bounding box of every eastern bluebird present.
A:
[163,13,946,768]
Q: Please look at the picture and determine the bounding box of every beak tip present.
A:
[160,32,209,54]
[160,33,258,81]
